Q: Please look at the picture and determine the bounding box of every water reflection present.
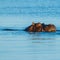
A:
[0,30,59,60]
[31,38,55,40]
[26,32,57,44]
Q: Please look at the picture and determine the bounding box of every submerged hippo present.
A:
[43,24,56,32]
[24,22,56,32]
[25,22,43,32]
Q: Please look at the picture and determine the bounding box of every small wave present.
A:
[0,28,60,35]
[0,28,60,32]
[56,30,60,32]
[0,28,60,36]
[0,28,23,31]
[56,30,60,35]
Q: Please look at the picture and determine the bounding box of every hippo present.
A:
[24,22,56,32]
[24,22,43,32]
[43,24,56,32]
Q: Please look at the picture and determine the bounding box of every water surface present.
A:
[0,30,60,60]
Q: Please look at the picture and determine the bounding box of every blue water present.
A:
[0,28,60,60]
[0,0,60,17]
[0,0,60,60]
[0,15,60,60]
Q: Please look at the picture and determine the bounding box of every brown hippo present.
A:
[24,22,56,32]
[44,24,56,32]
[28,22,35,32]
[24,22,43,32]
[35,22,43,32]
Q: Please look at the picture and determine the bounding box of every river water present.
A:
[0,0,60,60]
[0,27,60,60]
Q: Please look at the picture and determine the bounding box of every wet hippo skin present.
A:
[24,22,56,32]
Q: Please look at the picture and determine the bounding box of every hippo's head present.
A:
[35,23,42,28]
[44,24,56,32]
[35,22,42,32]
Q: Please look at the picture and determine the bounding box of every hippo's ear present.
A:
[32,22,35,25]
